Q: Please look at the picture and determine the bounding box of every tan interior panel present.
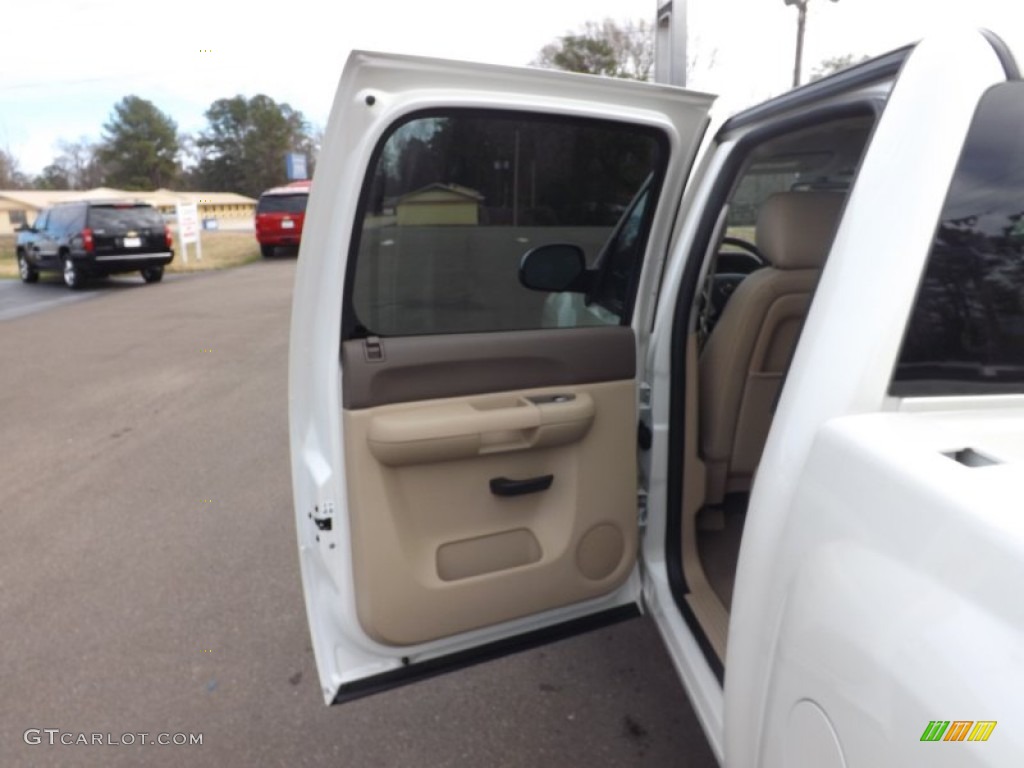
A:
[576,524,626,581]
[437,529,542,582]
[723,293,810,491]
[367,392,596,466]
[700,191,843,503]
[343,379,637,646]
[680,333,729,661]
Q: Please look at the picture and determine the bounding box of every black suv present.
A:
[16,200,174,289]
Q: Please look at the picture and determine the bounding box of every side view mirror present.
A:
[518,243,593,293]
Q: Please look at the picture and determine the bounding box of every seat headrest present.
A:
[755,191,845,270]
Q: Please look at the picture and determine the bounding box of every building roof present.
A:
[259,181,312,197]
[397,183,485,205]
[0,188,257,209]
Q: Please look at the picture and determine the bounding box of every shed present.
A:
[396,184,484,226]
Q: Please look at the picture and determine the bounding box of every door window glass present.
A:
[347,111,666,337]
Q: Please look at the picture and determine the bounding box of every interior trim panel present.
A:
[342,326,636,409]
[344,379,637,646]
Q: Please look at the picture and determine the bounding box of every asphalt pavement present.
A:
[0,274,98,322]
[0,260,718,768]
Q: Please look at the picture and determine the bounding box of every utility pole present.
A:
[787,0,807,88]
[655,1,687,86]
[784,0,839,88]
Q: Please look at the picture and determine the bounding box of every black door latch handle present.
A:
[489,474,554,497]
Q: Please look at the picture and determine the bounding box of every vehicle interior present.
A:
[676,110,880,666]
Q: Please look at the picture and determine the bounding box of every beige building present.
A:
[0,188,257,235]
[396,184,484,226]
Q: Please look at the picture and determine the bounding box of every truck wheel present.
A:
[141,266,164,283]
[63,257,86,290]
[261,245,275,258]
[17,252,38,283]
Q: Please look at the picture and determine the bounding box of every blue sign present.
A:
[286,153,308,180]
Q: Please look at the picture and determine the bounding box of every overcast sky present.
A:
[1,0,1020,176]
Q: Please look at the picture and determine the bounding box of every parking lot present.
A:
[0,260,717,767]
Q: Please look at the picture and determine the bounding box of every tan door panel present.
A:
[343,379,636,646]
[367,392,595,466]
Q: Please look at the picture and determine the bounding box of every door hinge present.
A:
[637,488,648,529]
[363,335,385,362]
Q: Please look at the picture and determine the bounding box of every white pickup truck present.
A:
[289,27,1024,766]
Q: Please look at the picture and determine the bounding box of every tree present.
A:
[299,124,324,179]
[533,19,654,80]
[34,163,70,190]
[195,94,311,197]
[59,139,105,189]
[175,133,207,191]
[36,139,105,190]
[811,54,869,81]
[0,148,29,189]
[96,96,179,189]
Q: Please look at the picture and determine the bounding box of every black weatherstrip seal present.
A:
[981,29,1021,80]
[331,604,640,705]
[720,44,911,134]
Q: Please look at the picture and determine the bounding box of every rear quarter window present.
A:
[892,81,1024,396]
[48,206,79,235]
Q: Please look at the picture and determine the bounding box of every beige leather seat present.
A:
[699,190,844,504]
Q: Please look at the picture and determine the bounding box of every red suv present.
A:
[255,181,310,257]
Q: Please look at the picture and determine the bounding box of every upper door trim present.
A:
[342,327,636,409]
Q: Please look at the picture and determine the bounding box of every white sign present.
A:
[177,202,200,243]
[175,202,202,264]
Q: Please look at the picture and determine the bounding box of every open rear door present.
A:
[289,51,713,704]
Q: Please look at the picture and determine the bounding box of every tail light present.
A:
[81,228,94,253]
[164,224,174,249]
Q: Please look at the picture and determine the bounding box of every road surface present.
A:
[0,261,718,767]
